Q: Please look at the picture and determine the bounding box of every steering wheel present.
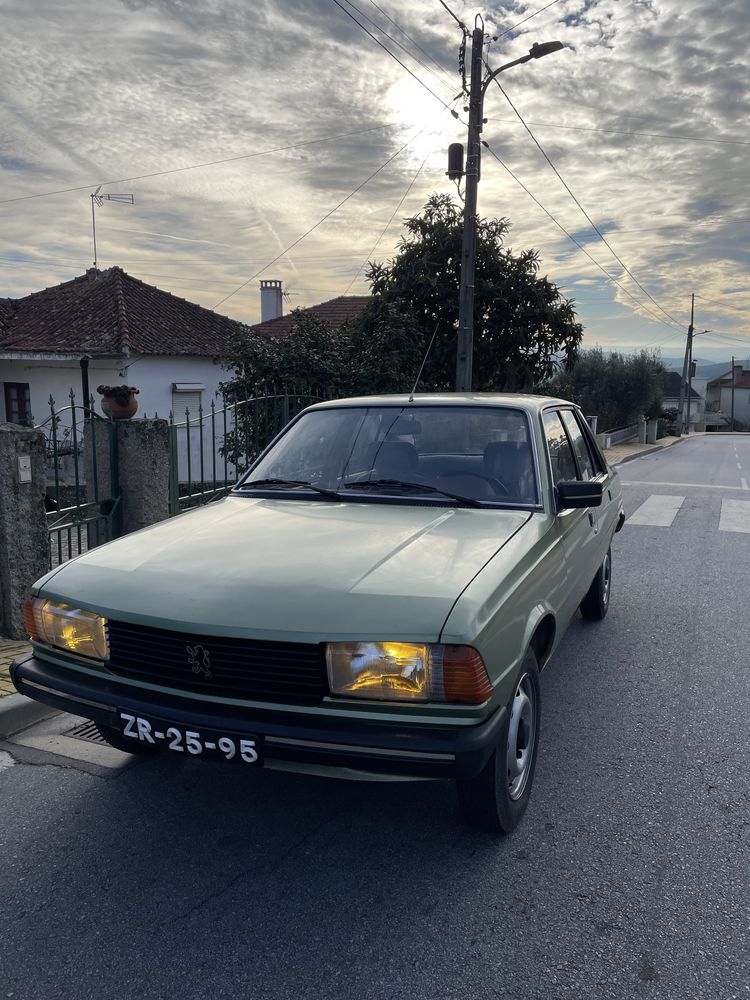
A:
[436,471,510,497]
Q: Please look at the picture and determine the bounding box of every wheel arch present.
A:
[527,611,556,670]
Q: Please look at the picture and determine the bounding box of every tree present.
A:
[346,193,583,393]
[549,347,664,430]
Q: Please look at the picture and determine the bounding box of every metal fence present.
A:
[35,391,121,568]
[168,386,328,515]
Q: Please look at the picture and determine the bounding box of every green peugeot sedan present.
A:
[13,394,624,834]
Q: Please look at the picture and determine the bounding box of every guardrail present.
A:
[602,424,639,448]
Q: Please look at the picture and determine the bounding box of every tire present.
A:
[579,546,612,621]
[95,723,163,755]
[456,650,541,835]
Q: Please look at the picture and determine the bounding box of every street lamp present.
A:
[453,18,564,391]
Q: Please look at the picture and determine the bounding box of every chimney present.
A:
[260,280,283,323]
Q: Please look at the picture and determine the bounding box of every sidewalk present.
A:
[0,638,29,698]
[603,435,682,468]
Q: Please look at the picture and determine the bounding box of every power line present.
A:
[367,0,456,86]
[341,0,457,94]
[494,81,685,328]
[483,141,684,331]
[695,293,750,316]
[485,116,750,148]
[496,0,563,38]
[213,123,432,309]
[344,142,433,293]
[436,0,466,30]
[0,121,412,207]
[331,0,457,111]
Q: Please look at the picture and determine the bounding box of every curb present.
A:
[0,692,60,739]
[608,436,686,468]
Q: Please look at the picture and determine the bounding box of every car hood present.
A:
[39,496,531,643]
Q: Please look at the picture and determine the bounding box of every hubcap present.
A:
[506,673,536,801]
[602,552,611,605]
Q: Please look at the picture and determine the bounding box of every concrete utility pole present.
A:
[731,355,736,431]
[453,30,564,392]
[677,293,694,434]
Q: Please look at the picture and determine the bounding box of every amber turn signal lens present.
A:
[22,596,108,661]
[441,645,493,704]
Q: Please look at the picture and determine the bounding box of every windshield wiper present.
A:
[235,478,341,501]
[342,478,481,508]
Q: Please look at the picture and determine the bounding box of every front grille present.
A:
[106,620,327,704]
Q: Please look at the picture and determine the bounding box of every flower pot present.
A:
[97,385,140,420]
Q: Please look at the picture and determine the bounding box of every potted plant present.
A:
[97,384,140,420]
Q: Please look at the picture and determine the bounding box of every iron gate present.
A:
[168,387,327,515]
[36,391,122,569]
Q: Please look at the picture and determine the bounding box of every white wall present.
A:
[0,354,234,485]
[720,385,750,425]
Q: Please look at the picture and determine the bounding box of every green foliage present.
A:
[222,193,584,398]
[548,347,665,430]
[348,193,583,392]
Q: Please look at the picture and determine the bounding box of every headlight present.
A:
[326,641,492,704]
[23,597,108,661]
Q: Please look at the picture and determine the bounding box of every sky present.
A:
[1,0,749,363]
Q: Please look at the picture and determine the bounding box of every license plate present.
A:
[118,712,261,764]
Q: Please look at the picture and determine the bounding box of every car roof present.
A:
[306,392,576,413]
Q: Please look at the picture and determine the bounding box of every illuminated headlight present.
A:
[325,642,492,704]
[23,597,108,661]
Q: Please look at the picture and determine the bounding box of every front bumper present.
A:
[10,654,506,779]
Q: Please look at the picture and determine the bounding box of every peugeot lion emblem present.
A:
[186,643,212,679]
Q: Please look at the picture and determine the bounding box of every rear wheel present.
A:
[456,650,541,835]
[579,547,612,621]
[95,723,162,755]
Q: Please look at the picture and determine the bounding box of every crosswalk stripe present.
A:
[628,494,685,526]
[719,499,750,534]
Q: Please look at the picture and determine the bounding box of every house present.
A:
[705,362,750,430]
[248,282,370,339]
[0,266,247,433]
[662,370,706,432]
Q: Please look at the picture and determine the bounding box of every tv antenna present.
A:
[90,185,134,268]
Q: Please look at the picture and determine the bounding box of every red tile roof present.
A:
[0,267,246,357]
[713,372,750,389]
[249,295,370,339]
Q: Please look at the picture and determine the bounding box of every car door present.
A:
[542,409,597,625]
[560,408,616,563]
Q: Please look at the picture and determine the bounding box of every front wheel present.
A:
[579,547,612,621]
[456,650,541,835]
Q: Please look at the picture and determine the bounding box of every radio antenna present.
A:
[90,187,135,268]
[408,322,440,402]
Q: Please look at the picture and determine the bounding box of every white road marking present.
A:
[719,499,750,533]
[742,478,749,491]
[737,462,742,469]
[623,480,748,492]
[628,494,685,527]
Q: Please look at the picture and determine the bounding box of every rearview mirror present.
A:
[556,480,603,509]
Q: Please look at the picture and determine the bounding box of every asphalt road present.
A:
[1,435,748,1000]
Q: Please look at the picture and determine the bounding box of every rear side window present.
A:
[560,410,595,480]
[543,411,578,484]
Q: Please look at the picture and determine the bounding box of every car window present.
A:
[543,411,578,484]
[560,410,595,480]
[241,404,539,506]
[575,413,608,475]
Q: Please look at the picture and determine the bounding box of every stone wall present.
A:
[0,424,49,639]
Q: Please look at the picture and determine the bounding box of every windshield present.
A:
[237,404,539,506]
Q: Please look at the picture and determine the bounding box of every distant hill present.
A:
[662,357,743,379]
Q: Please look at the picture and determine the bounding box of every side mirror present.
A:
[556,480,603,510]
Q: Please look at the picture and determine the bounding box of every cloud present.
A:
[0,0,748,359]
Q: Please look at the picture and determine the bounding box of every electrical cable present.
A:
[331,0,457,112]
[493,81,685,328]
[212,124,432,309]
[483,141,684,331]
[496,0,563,39]
[436,0,466,30]
[695,293,750,316]
[340,0,457,93]
[367,0,457,88]
[485,116,750,148]
[0,121,413,207]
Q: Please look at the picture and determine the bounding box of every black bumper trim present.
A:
[11,655,505,779]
